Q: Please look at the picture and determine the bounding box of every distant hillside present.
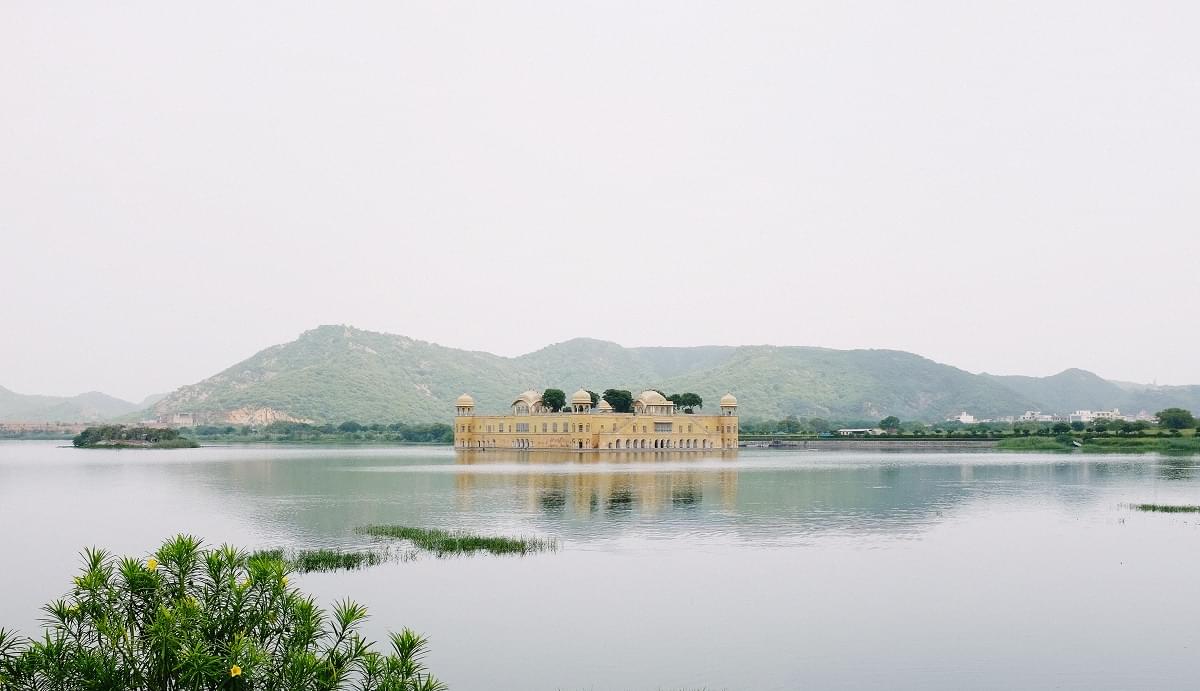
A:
[0,386,141,422]
[656,346,1036,422]
[984,369,1200,416]
[146,325,1200,424]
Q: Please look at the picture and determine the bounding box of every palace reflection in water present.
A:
[454,450,741,517]
[437,448,1183,542]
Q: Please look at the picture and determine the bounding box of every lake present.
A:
[2,440,1199,690]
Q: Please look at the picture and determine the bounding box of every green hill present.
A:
[981,369,1125,413]
[0,387,141,423]
[655,346,1036,422]
[984,369,1200,416]
[145,325,1200,425]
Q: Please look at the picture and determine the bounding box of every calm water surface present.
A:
[3,441,1200,690]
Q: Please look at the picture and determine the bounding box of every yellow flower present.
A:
[146,558,158,572]
[230,665,242,678]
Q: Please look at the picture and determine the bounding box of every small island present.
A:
[72,425,199,449]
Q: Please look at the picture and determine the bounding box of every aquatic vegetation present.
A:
[995,436,1072,451]
[1129,503,1200,513]
[1085,437,1200,453]
[998,435,1200,453]
[356,525,558,556]
[0,534,444,690]
[292,548,386,572]
[249,547,401,573]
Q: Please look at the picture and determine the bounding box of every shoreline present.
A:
[742,438,1000,450]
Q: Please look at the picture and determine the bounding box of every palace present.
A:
[453,389,738,450]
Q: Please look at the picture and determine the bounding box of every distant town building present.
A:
[1018,411,1063,423]
[947,412,976,424]
[1069,409,1127,423]
[453,389,738,450]
[836,428,885,437]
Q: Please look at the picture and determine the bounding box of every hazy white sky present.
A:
[2,1,1197,402]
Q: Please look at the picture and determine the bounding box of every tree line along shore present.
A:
[740,408,1199,452]
[12,406,1194,452]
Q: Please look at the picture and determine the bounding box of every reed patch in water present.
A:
[1129,503,1200,513]
[292,548,385,572]
[250,547,393,573]
[355,525,557,556]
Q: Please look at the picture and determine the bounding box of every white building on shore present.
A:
[1018,411,1064,423]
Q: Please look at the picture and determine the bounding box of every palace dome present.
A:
[596,399,613,411]
[513,390,542,406]
[571,389,592,405]
[720,392,738,406]
[637,390,668,405]
[455,393,475,406]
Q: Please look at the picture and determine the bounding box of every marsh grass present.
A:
[292,548,385,572]
[250,547,402,573]
[244,526,553,574]
[1129,503,1200,513]
[355,526,558,556]
[1085,437,1200,452]
[995,437,1071,451]
[999,436,1200,454]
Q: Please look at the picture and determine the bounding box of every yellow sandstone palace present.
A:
[453,389,738,450]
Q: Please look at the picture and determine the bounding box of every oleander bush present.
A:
[0,535,444,690]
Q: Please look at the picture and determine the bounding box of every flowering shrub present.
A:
[0,535,444,690]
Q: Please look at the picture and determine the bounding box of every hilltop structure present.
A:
[453,389,738,450]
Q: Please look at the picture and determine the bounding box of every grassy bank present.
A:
[994,436,1073,451]
[997,435,1200,453]
[183,421,454,445]
[356,526,558,556]
[1080,436,1200,452]
[198,436,450,446]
